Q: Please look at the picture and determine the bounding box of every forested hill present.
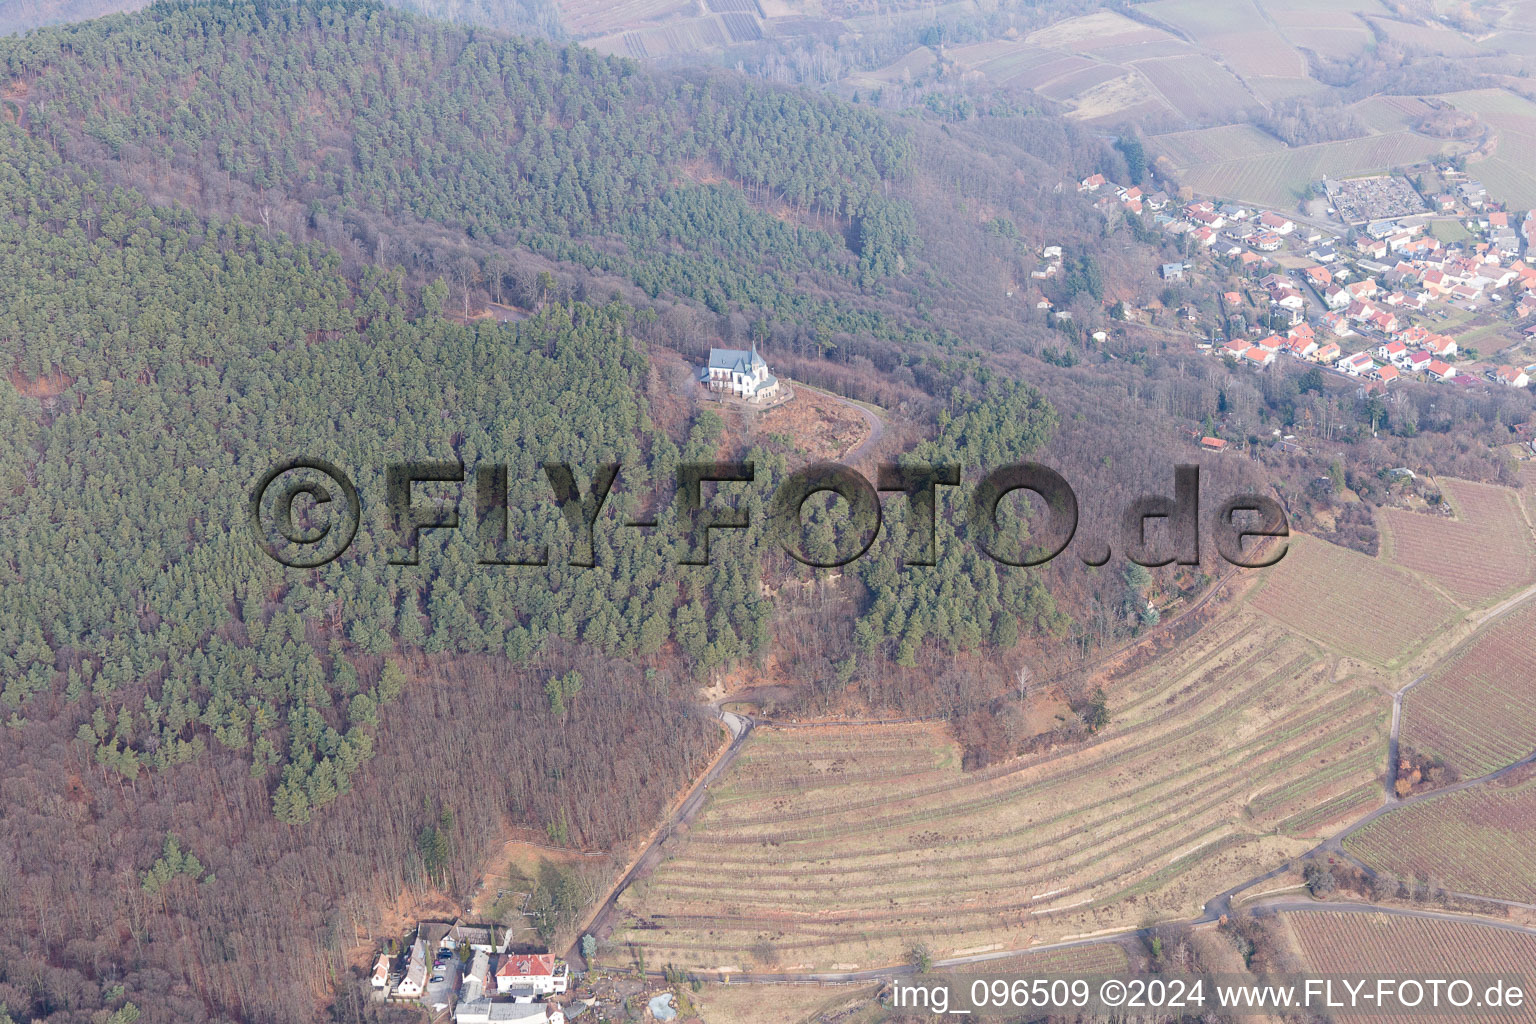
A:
[2,0,920,320]
[0,5,1077,1015]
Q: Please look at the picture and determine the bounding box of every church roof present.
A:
[707,344,767,373]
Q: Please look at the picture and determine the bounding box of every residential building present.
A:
[1337,351,1375,376]
[495,954,569,997]
[397,939,428,999]
[372,954,391,990]
[1496,365,1530,387]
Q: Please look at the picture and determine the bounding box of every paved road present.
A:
[564,705,751,968]
[828,393,885,466]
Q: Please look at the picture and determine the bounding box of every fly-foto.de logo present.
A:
[249,459,1288,570]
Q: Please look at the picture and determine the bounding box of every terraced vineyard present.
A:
[608,613,1388,970]
[1399,599,1536,778]
[1380,479,1536,606]
[1345,771,1536,902]
[1250,534,1460,667]
[1286,910,1536,1024]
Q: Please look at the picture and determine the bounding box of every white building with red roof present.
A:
[496,953,569,997]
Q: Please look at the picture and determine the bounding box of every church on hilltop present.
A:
[702,342,781,403]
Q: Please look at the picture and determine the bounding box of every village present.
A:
[1074,168,1536,396]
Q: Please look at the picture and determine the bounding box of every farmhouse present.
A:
[703,343,781,403]
[1200,436,1228,452]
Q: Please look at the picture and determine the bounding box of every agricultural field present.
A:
[1345,769,1536,902]
[1152,124,1285,169]
[607,612,1388,971]
[1136,55,1257,124]
[1347,95,1440,134]
[1379,479,1536,606]
[1366,17,1482,55]
[556,0,696,36]
[1443,89,1536,208]
[1025,10,1176,51]
[1261,0,1383,60]
[1250,534,1460,668]
[1167,132,1457,207]
[1140,0,1271,37]
[1284,910,1536,1024]
[1398,598,1536,779]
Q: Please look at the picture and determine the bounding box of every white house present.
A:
[1337,352,1375,376]
[496,954,569,997]
[1496,365,1530,388]
[372,954,391,990]
[396,939,428,999]
[703,343,780,402]
[1258,212,1294,235]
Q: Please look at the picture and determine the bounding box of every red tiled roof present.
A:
[497,954,556,979]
